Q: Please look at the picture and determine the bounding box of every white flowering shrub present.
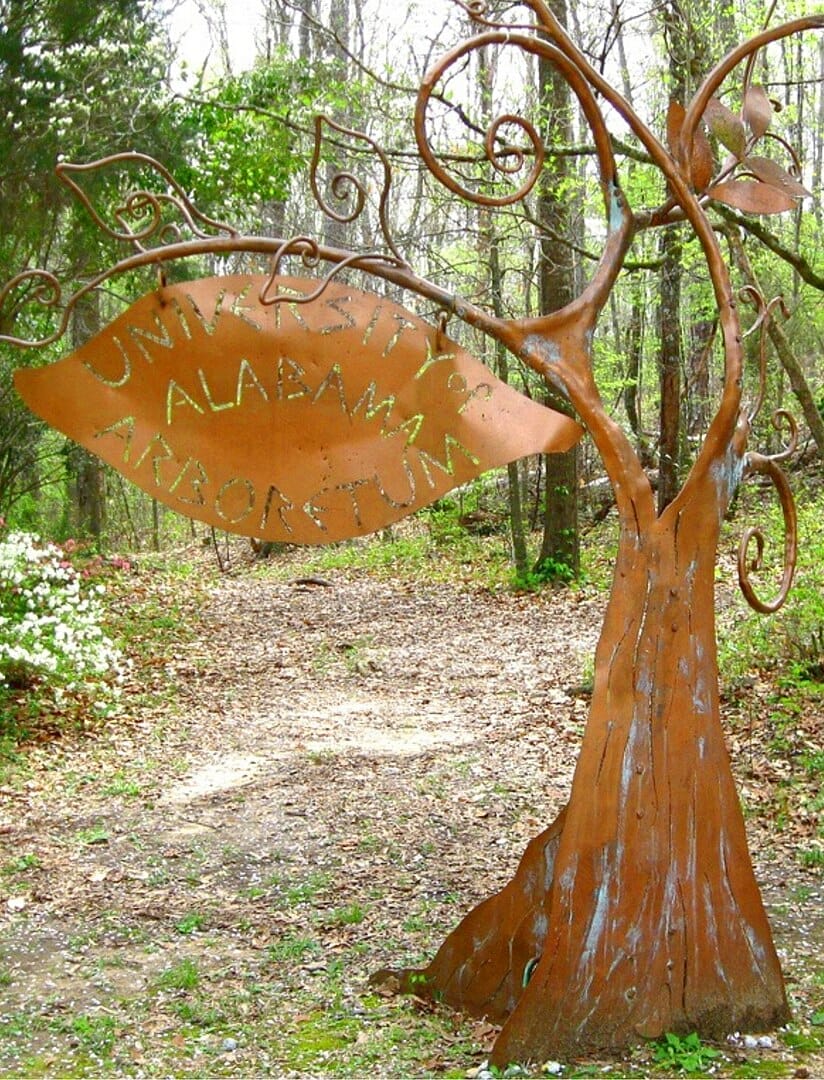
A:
[0,527,127,719]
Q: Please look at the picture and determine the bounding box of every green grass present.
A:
[172,999,225,1027]
[174,912,207,935]
[156,957,200,991]
[74,825,109,846]
[278,870,333,908]
[781,1025,824,1052]
[267,935,321,962]
[101,771,142,797]
[328,903,365,926]
[728,1062,792,1078]
[2,853,40,874]
[256,527,512,588]
[55,1014,117,1057]
[279,1010,359,1069]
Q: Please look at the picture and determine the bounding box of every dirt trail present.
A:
[0,567,821,1076]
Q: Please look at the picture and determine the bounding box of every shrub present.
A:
[0,524,127,732]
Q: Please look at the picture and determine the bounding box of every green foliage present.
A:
[651,1031,721,1073]
[74,824,109,846]
[261,526,512,590]
[175,912,207,935]
[0,1,178,522]
[514,554,578,590]
[719,487,824,687]
[329,903,365,926]
[51,1013,116,1058]
[0,526,127,744]
[171,54,320,221]
[156,957,200,992]
[799,846,824,868]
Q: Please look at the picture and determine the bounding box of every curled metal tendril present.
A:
[739,284,789,423]
[416,39,543,208]
[415,31,615,212]
[328,171,367,222]
[158,222,186,245]
[259,236,321,304]
[737,450,797,614]
[761,130,805,179]
[764,408,799,462]
[734,275,799,614]
[0,269,61,313]
[56,153,239,251]
[485,114,537,176]
[309,116,408,266]
[259,235,405,307]
[0,269,72,348]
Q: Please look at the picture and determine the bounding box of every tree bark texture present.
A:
[387,476,788,1063]
[657,225,683,513]
[534,0,580,577]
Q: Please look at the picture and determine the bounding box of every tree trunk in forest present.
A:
[534,0,580,578]
[657,225,683,514]
[68,291,105,541]
[68,446,106,541]
[477,45,529,576]
[623,278,655,468]
[384,476,789,1062]
[490,241,529,575]
[685,317,717,440]
[657,0,710,513]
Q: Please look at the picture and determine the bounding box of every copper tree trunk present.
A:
[388,474,788,1063]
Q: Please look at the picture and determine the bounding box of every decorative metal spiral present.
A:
[56,153,239,251]
[454,0,540,33]
[738,284,790,423]
[737,446,798,614]
[414,30,616,211]
[259,235,406,307]
[309,115,408,265]
[732,280,800,614]
[0,270,70,348]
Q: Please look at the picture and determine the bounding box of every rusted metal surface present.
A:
[15,275,580,543]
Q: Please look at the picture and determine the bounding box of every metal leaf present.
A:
[742,155,811,198]
[742,85,773,140]
[667,101,714,193]
[707,180,797,215]
[665,100,685,155]
[14,275,581,545]
[704,98,747,158]
[56,153,238,251]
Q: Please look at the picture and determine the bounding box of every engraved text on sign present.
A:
[15,276,581,543]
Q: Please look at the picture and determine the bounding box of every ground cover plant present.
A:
[0,522,128,755]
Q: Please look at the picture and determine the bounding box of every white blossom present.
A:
[0,531,128,708]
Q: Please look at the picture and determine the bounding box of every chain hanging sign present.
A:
[15,274,581,543]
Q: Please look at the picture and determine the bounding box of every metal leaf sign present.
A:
[15,275,581,544]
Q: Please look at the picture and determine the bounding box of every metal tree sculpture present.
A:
[2,0,822,1065]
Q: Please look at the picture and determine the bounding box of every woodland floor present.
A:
[0,539,822,1078]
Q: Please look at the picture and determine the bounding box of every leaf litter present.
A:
[0,545,821,1077]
